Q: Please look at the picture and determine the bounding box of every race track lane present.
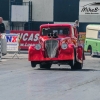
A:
[0,55,100,100]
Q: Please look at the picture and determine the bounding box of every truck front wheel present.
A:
[70,49,83,70]
[31,61,36,68]
[70,61,83,70]
[74,61,83,70]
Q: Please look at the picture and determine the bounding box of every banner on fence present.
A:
[10,30,40,50]
[5,34,19,52]
[10,31,86,50]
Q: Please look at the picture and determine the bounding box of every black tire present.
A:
[40,63,51,69]
[74,61,83,70]
[90,47,95,57]
[31,61,36,68]
[88,46,94,57]
[71,60,83,70]
[70,49,83,70]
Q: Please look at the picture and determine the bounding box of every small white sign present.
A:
[5,34,19,52]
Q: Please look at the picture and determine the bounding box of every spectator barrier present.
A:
[0,33,19,60]
[5,34,19,58]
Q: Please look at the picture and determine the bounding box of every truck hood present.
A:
[39,36,71,42]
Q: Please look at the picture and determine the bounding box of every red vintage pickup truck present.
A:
[28,23,85,70]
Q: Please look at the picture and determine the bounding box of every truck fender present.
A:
[76,46,84,63]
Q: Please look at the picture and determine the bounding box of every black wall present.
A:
[0,0,23,20]
[54,0,79,22]
[0,0,9,20]
[24,21,53,31]
[11,0,23,5]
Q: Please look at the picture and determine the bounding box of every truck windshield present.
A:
[42,27,70,36]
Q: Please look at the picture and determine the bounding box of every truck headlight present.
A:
[61,43,68,49]
[35,44,41,50]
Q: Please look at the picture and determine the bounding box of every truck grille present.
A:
[45,39,59,58]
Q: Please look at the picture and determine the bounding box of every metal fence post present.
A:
[0,35,2,61]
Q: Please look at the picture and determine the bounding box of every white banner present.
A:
[5,34,19,52]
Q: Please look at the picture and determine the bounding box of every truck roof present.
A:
[40,24,74,28]
[87,24,100,30]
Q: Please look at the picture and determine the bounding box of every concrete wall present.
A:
[23,0,79,30]
[23,0,53,22]
[1,0,100,32]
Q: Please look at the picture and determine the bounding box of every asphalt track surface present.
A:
[0,53,100,100]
